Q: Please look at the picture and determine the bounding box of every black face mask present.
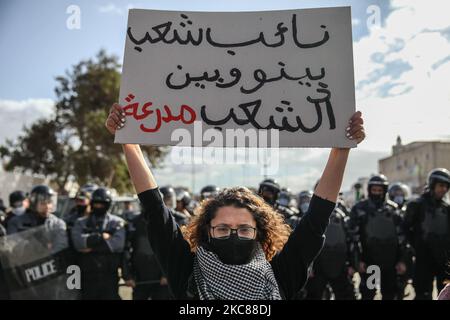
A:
[369,194,384,206]
[36,215,47,226]
[92,207,108,217]
[207,234,258,265]
[76,205,87,215]
[261,193,276,206]
[264,198,276,206]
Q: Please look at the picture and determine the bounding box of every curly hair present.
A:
[183,187,291,261]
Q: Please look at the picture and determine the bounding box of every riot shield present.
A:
[0,225,80,299]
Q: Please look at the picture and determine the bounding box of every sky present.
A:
[0,0,449,193]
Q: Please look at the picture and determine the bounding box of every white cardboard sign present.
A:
[115,7,356,148]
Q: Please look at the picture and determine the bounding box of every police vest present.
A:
[315,209,347,278]
[364,205,398,267]
[421,204,449,262]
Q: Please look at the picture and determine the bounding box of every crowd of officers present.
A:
[0,167,449,300]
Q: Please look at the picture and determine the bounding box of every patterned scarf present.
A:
[193,245,282,300]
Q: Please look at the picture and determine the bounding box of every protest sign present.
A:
[115,7,356,147]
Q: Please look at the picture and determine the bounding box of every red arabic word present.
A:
[123,93,197,132]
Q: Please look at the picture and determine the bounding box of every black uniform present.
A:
[2,208,26,231]
[122,213,172,300]
[2,191,27,230]
[305,207,356,300]
[160,186,190,226]
[350,198,407,300]
[64,207,85,230]
[72,213,126,299]
[259,179,301,228]
[404,191,450,299]
[63,206,87,266]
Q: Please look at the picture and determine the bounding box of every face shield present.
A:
[201,191,218,201]
[298,193,312,211]
[32,193,58,214]
[390,188,404,205]
[161,190,176,210]
[277,193,290,207]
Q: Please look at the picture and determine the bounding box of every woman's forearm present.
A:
[122,144,158,193]
[314,148,350,202]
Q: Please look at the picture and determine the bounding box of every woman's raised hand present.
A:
[105,103,126,135]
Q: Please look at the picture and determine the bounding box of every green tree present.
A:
[1,50,167,193]
[1,119,73,191]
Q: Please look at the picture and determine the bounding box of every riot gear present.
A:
[175,188,194,217]
[160,186,177,210]
[427,168,450,189]
[0,224,74,299]
[350,194,407,300]
[258,179,280,206]
[176,189,192,208]
[29,185,57,214]
[305,207,356,300]
[71,204,126,300]
[91,188,112,209]
[388,182,410,208]
[2,190,28,229]
[367,174,389,204]
[277,189,293,208]
[121,213,172,300]
[275,189,300,228]
[298,190,313,216]
[9,191,26,208]
[74,190,91,215]
[160,187,190,225]
[200,185,220,200]
[404,186,450,299]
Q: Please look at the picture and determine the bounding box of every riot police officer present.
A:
[350,175,408,300]
[404,168,450,300]
[258,179,299,228]
[122,209,172,300]
[63,190,93,229]
[258,179,280,206]
[2,190,28,230]
[175,188,193,217]
[121,200,139,223]
[200,185,220,201]
[71,187,126,300]
[305,206,356,300]
[7,185,67,252]
[277,188,299,214]
[160,186,190,226]
[388,182,410,211]
[298,190,313,217]
[277,188,300,228]
[63,189,94,267]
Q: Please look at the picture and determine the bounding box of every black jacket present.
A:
[138,188,335,299]
[122,213,164,282]
[349,199,406,266]
[404,192,450,262]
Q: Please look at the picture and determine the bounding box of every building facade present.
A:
[378,137,450,193]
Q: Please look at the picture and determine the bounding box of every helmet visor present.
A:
[34,193,58,213]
